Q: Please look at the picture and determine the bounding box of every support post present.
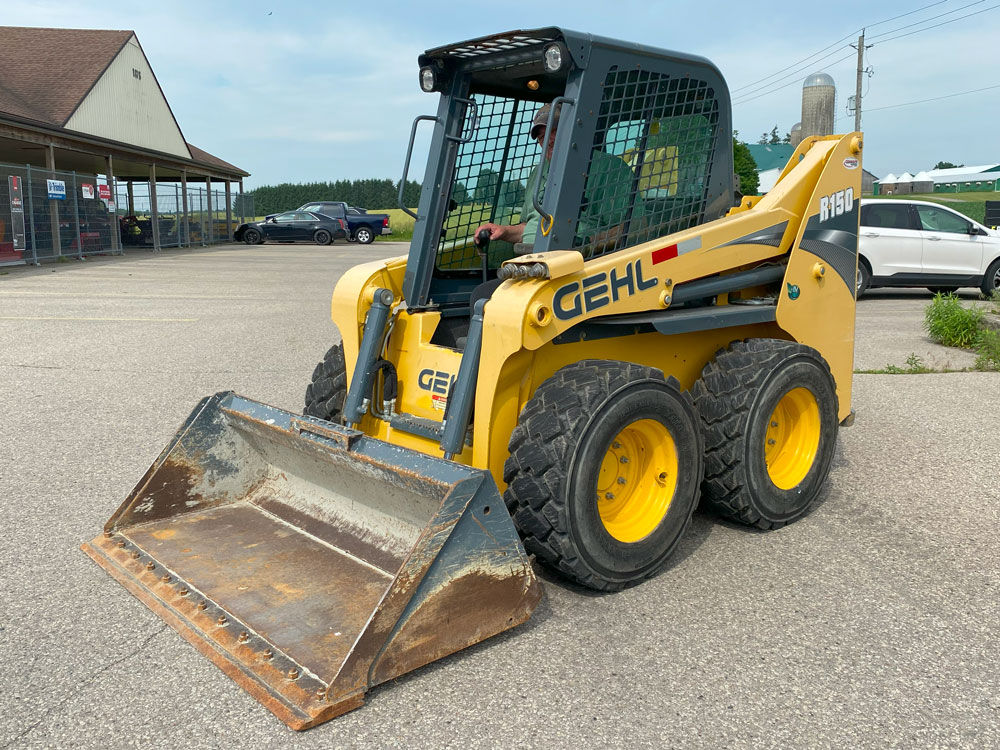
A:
[71,171,83,259]
[181,170,189,247]
[225,181,232,242]
[150,164,160,251]
[106,155,120,253]
[205,177,212,243]
[25,164,39,265]
[127,180,135,216]
[46,144,61,258]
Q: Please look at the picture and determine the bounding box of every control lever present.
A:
[475,229,491,282]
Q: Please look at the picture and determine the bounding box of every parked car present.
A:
[234,211,348,245]
[858,199,1000,297]
[296,202,391,244]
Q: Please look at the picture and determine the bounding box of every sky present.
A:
[5,0,999,189]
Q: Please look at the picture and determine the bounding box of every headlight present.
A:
[419,67,436,92]
[542,44,564,73]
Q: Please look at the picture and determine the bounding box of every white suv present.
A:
[858,199,1000,297]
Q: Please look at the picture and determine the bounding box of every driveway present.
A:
[0,245,997,749]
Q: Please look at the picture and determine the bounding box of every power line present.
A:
[869,0,986,39]
[732,52,856,106]
[730,0,952,93]
[861,83,1000,113]
[873,2,1000,42]
[732,48,853,104]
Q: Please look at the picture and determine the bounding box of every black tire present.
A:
[243,228,261,245]
[856,259,871,298]
[503,360,703,592]
[354,226,375,244]
[304,342,347,421]
[313,229,332,245]
[927,286,959,295]
[692,339,839,530]
[980,258,1000,297]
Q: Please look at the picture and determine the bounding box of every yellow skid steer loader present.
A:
[84,28,861,730]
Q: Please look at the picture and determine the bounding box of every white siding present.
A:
[64,36,190,159]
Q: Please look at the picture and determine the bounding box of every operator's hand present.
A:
[474,222,505,244]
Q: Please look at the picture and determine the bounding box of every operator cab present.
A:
[401,28,734,324]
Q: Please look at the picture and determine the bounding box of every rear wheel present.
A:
[304,342,347,421]
[692,339,839,530]
[503,360,703,591]
[354,226,374,244]
[313,229,332,245]
[243,228,261,245]
[981,258,1000,296]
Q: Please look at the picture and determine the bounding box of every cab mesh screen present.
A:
[574,67,719,259]
[436,95,538,271]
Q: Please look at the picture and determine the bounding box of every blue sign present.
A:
[47,179,66,200]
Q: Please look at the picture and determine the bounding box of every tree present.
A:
[733,135,759,196]
[933,161,963,170]
[473,168,499,203]
[452,181,470,204]
[757,132,769,145]
[782,132,791,144]
[769,126,781,145]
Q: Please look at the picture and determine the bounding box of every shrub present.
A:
[924,293,984,348]
[974,328,1000,371]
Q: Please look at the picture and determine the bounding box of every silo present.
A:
[789,122,803,147]
[896,172,914,195]
[801,73,836,138]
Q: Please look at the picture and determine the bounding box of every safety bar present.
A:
[342,288,394,427]
[531,96,575,238]
[398,116,438,219]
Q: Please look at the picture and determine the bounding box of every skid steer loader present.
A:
[84,28,861,730]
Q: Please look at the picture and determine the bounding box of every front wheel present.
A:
[243,228,261,245]
[981,258,1000,297]
[693,339,839,530]
[304,342,347,421]
[856,260,871,298]
[354,226,374,244]
[313,229,331,245]
[503,360,703,592]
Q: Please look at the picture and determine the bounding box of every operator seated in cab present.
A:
[474,102,640,256]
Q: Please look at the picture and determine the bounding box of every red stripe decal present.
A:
[651,245,678,265]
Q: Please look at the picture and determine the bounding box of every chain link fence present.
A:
[0,160,253,266]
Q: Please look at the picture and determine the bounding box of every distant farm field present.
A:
[875,192,997,225]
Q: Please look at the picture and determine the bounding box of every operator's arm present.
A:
[474,222,526,245]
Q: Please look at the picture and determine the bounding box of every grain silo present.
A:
[789,122,802,147]
[801,73,835,138]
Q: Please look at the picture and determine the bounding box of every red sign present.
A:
[97,184,112,200]
[81,183,95,200]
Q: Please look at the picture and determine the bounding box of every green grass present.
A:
[922,292,1000,371]
[875,191,996,225]
[856,353,941,374]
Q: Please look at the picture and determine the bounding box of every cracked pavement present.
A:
[0,245,997,748]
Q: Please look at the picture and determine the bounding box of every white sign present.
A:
[81,183,95,199]
[47,179,66,200]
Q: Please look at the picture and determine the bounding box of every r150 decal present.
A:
[819,187,854,222]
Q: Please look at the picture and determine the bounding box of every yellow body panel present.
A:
[329,133,862,492]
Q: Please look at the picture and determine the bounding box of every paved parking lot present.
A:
[1,244,997,749]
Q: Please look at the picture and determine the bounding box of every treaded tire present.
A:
[692,339,839,530]
[980,257,1000,297]
[304,342,347,421]
[314,229,332,245]
[354,227,374,244]
[503,360,703,592]
[856,259,871,298]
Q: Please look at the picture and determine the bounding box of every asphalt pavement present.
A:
[0,244,997,749]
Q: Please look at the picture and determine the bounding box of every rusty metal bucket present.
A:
[82,392,541,730]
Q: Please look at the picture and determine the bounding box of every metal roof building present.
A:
[0,26,249,264]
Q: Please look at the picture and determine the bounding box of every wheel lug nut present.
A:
[767,438,776,445]
[619,456,629,464]
[617,477,627,485]
[605,493,615,500]
[771,421,779,427]
[612,442,621,449]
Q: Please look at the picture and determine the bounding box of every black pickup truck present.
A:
[297,201,391,244]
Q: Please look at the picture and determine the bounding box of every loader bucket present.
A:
[82,392,541,730]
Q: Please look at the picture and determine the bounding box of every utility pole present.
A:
[853,30,865,132]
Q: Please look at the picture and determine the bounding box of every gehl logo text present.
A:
[553,258,657,321]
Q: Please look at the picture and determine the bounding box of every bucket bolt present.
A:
[262,649,273,660]
[179,588,189,596]
[116,541,126,548]
[160,575,171,583]
[197,601,208,611]
[145,562,155,571]
[286,669,300,680]
[130,551,140,559]
[238,631,250,643]
[217,615,227,626]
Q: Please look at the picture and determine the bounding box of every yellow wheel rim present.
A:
[764,387,821,490]
[596,419,678,543]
